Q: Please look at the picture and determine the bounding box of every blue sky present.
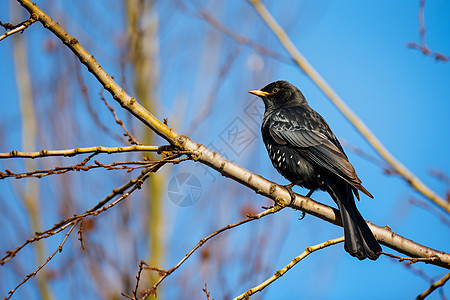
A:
[1,1,449,299]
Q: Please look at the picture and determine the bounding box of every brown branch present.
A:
[429,168,450,186]
[406,0,449,62]
[202,283,214,300]
[0,145,163,159]
[0,15,37,41]
[1,217,77,266]
[234,236,345,300]
[121,260,147,300]
[1,166,153,267]
[382,251,440,265]
[37,154,184,236]
[192,3,291,63]
[74,59,126,143]
[416,271,450,300]
[409,198,450,228]
[5,221,79,300]
[99,88,141,145]
[139,205,284,299]
[0,156,190,179]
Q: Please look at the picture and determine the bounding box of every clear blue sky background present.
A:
[0,1,449,299]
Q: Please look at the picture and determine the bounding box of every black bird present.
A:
[249,80,381,260]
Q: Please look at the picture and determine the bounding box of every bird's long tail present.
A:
[326,180,381,260]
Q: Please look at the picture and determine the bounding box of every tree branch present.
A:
[139,205,284,299]
[4,221,78,300]
[1,166,154,267]
[234,237,345,300]
[406,0,449,62]
[0,145,163,159]
[0,15,37,41]
[16,0,450,271]
[416,271,450,300]
[188,1,291,63]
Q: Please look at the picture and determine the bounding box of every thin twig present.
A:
[140,204,284,299]
[0,145,163,159]
[1,218,77,265]
[340,139,393,173]
[202,283,214,300]
[233,236,345,300]
[0,153,97,179]
[189,1,290,63]
[409,198,450,228]
[0,16,37,42]
[74,59,126,143]
[429,168,450,186]
[99,88,141,145]
[0,156,189,179]
[406,0,449,62]
[1,167,154,266]
[5,221,79,300]
[381,251,439,264]
[121,260,147,300]
[416,271,450,300]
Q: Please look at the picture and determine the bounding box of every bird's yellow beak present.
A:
[248,89,269,97]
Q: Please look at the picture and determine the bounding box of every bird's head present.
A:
[248,80,306,109]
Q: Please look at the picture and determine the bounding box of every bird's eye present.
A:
[272,88,279,93]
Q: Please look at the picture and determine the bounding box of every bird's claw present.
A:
[298,211,306,220]
[283,183,297,206]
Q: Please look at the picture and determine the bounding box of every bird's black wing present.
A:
[269,107,373,198]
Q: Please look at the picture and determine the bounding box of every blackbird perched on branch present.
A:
[249,80,381,260]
